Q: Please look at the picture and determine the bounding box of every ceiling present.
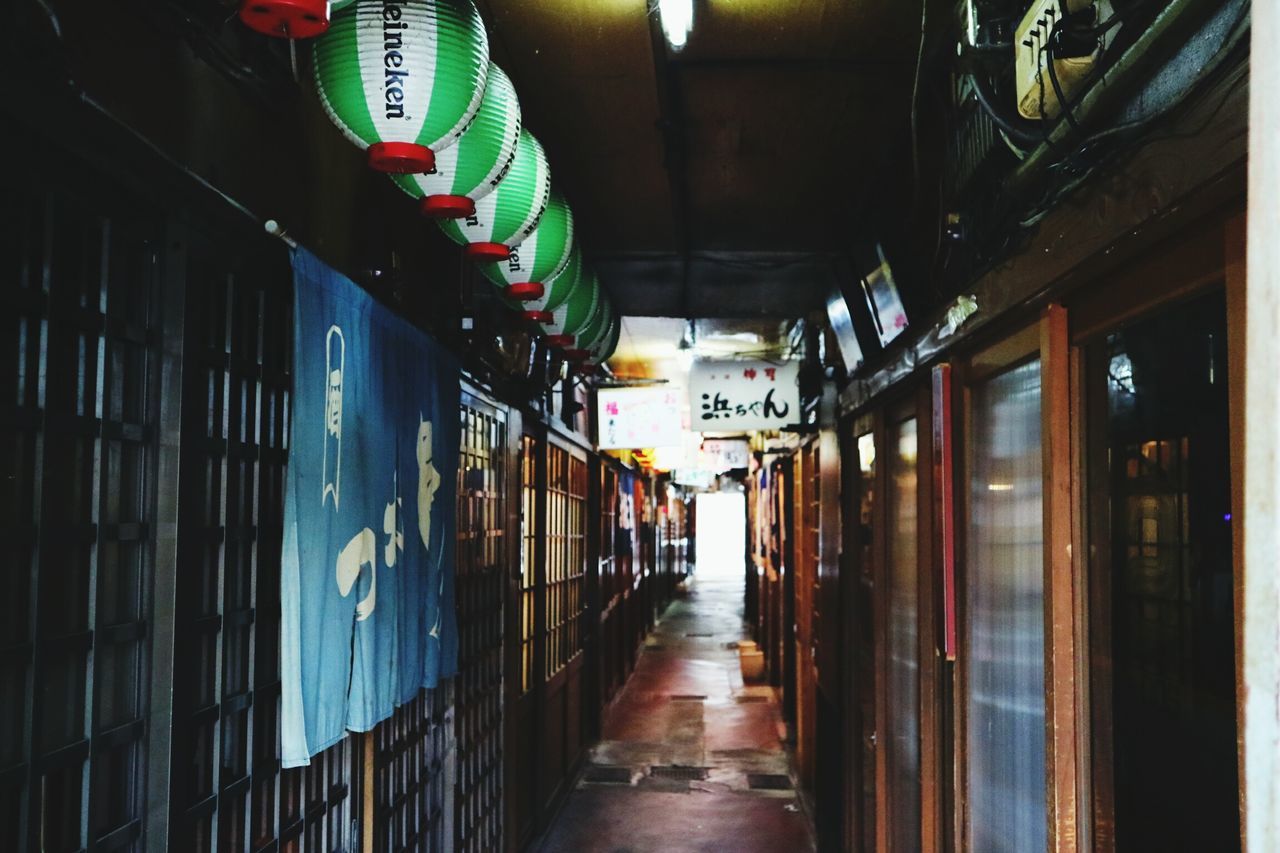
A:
[478,0,923,324]
[609,315,794,388]
[477,1,922,383]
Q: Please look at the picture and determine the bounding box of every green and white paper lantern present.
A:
[537,268,601,347]
[437,129,551,261]
[390,62,521,218]
[479,189,574,299]
[313,0,489,174]
[577,316,621,371]
[562,289,614,357]
[518,245,582,322]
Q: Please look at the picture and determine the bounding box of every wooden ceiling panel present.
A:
[476,0,677,252]
[680,66,912,250]
[679,0,922,63]
[476,0,923,320]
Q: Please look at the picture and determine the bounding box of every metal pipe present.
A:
[1004,0,1238,199]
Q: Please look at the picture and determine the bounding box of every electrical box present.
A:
[1015,0,1099,120]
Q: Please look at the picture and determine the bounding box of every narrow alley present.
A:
[5,1,1278,852]
[539,572,814,853]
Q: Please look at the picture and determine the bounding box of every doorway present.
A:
[695,491,747,579]
[1086,290,1240,851]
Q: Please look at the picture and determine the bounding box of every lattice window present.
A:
[804,443,822,678]
[599,466,618,601]
[453,399,507,852]
[372,688,449,852]
[170,241,358,853]
[1,185,158,852]
[545,448,586,679]
[519,434,540,694]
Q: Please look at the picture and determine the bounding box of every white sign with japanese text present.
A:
[689,360,800,432]
[701,438,751,472]
[597,386,686,449]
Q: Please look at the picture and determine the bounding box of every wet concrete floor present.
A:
[535,573,816,853]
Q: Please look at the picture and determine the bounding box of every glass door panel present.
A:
[965,359,1047,853]
[887,417,921,852]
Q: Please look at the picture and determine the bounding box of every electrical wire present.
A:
[969,71,1042,148]
[909,0,929,211]
[1045,13,1087,132]
[1013,0,1249,230]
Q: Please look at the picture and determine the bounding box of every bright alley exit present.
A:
[695,491,747,578]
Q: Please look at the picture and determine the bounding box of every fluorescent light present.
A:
[658,0,694,51]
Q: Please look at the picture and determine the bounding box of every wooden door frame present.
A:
[539,435,590,819]
[1064,209,1244,850]
[952,311,1084,853]
[842,410,879,853]
[501,407,524,853]
[863,386,941,853]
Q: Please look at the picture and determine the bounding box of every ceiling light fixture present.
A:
[676,319,696,371]
[656,0,694,51]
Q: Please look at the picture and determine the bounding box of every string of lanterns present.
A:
[240,0,619,371]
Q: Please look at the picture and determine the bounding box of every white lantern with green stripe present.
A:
[313,0,489,174]
[518,245,582,321]
[562,288,614,358]
[479,189,574,299]
[586,316,622,364]
[389,63,521,218]
[535,269,600,347]
[437,129,550,261]
[571,315,621,373]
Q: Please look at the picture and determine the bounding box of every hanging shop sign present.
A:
[280,248,461,767]
[313,0,490,174]
[701,438,751,472]
[688,360,800,432]
[861,243,909,347]
[479,189,575,298]
[825,285,864,374]
[597,386,685,450]
[390,62,521,218]
[673,468,715,488]
[437,129,551,260]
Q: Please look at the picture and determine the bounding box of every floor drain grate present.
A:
[650,765,709,781]
[747,773,793,791]
[735,695,769,704]
[685,632,714,638]
[667,694,707,701]
[584,765,632,784]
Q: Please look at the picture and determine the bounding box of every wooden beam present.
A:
[840,59,1248,417]
[362,731,375,852]
[1244,1,1280,845]
[1041,304,1081,853]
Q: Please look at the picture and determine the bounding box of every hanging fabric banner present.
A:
[281,247,460,768]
